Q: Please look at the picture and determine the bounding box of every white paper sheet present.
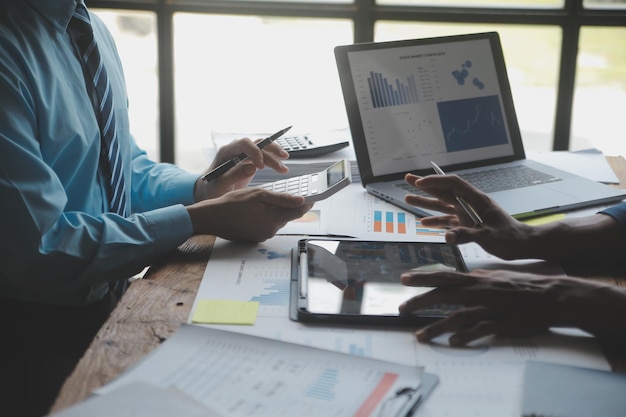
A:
[51,381,221,417]
[98,324,425,417]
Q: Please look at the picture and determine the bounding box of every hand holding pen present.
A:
[202,126,292,183]
[429,161,484,226]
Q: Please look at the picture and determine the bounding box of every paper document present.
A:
[321,184,447,242]
[98,324,435,417]
[528,148,619,184]
[521,361,626,417]
[51,381,221,417]
[189,236,420,367]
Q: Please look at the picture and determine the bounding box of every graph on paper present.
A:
[194,237,295,318]
[371,209,445,238]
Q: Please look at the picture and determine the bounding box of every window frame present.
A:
[87,0,626,163]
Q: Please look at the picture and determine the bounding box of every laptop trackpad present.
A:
[492,186,577,217]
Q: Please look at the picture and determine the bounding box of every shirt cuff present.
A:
[143,204,194,252]
[599,202,626,229]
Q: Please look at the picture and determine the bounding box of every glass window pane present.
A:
[377,0,563,8]
[227,0,351,2]
[174,14,353,172]
[92,10,159,161]
[375,22,561,151]
[571,27,626,155]
[583,0,626,9]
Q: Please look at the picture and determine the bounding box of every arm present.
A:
[405,173,626,262]
[0,15,194,303]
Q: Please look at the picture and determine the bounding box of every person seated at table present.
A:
[398,172,626,347]
[0,1,312,416]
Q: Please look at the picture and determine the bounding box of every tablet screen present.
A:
[294,239,467,325]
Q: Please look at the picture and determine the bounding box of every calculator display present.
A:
[327,159,347,186]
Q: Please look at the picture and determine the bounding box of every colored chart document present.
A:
[322,184,446,242]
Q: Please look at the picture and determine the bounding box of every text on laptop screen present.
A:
[346,38,516,177]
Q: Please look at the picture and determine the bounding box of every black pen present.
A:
[401,390,422,417]
[430,161,484,226]
[201,125,292,183]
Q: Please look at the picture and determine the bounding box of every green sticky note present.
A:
[523,213,566,226]
[191,300,259,325]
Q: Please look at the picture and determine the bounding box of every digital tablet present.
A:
[290,238,468,326]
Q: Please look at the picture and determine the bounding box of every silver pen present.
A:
[430,161,484,226]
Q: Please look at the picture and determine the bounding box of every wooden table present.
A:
[50,156,626,413]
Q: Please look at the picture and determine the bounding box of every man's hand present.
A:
[399,269,626,346]
[194,137,290,201]
[405,172,539,260]
[187,187,312,242]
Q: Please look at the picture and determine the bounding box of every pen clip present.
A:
[377,386,422,417]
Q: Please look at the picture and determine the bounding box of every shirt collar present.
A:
[26,0,80,34]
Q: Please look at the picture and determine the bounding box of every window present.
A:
[173,13,352,172]
[92,9,159,161]
[571,26,626,155]
[89,0,626,170]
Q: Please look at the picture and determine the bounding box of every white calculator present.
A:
[259,158,351,202]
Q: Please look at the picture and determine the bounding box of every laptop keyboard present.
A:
[396,165,562,194]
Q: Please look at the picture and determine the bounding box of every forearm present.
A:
[525,213,625,262]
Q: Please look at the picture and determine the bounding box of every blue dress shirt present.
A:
[601,203,626,229]
[0,0,197,305]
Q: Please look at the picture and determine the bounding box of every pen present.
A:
[400,390,422,417]
[429,161,484,226]
[201,125,292,183]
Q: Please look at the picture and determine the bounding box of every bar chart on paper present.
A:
[194,236,297,318]
[369,208,445,240]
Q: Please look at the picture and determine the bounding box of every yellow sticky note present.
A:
[191,300,259,325]
[522,213,566,226]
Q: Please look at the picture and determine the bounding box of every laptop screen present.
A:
[335,32,524,181]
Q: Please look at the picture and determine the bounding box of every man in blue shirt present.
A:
[0,1,312,415]
[400,172,626,347]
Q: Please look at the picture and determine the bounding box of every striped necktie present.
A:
[68,3,128,217]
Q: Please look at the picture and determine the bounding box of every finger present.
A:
[260,148,289,174]
[254,188,307,208]
[442,226,481,245]
[259,141,289,159]
[229,138,265,168]
[446,224,505,247]
[447,320,497,346]
[415,306,492,343]
[404,173,422,186]
[418,214,460,229]
[405,194,456,214]
[400,271,475,288]
[273,203,315,223]
[414,175,489,209]
[211,162,257,189]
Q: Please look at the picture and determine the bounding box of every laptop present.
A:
[334,32,626,219]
